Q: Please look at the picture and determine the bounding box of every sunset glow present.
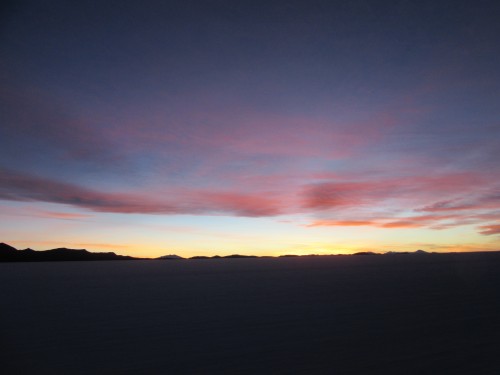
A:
[1,1,499,257]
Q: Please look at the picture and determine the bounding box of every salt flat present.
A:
[1,253,500,374]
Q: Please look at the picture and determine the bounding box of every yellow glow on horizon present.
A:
[2,204,499,258]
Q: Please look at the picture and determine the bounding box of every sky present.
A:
[1,0,499,257]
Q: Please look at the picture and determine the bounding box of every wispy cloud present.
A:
[478,224,500,236]
[417,192,500,212]
[35,211,94,220]
[302,173,500,235]
[302,173,489,210]
[0,168,285,217]
[1,163,499,238]
[307,214,456,229]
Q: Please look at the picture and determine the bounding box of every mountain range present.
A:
[0,243,139,262]
[3,242,498,263]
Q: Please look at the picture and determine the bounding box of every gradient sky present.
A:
[1,0,499,257]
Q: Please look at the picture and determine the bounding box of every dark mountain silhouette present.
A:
[189,254,258,260]
[0,243,140,262]
[0,242,18,254]
[385,250,430,255]
[415,249,429,254]
[2,242,496,263]
[157,254,185,260]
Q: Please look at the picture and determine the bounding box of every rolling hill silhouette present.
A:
[0,243,139,262]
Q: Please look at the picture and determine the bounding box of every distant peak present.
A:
[158,254,184,260]
[0,243,18,252]
[51,247,88,252]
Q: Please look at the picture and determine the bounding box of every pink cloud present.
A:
[478,224,500,236]
[106,106,399,171]
[302,172,491,211]
[418,199,472,212]
[177,190,284,217]
[380,214,460,229]
[306,213,494,231]
[307,220,375,227]
[417,192,500,212]
[0,168,286,217]
[1,166,499,235]
[306,206,500,238]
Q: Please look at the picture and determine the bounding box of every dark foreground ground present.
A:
[1,253,500,374]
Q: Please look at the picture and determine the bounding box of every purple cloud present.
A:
[0,168,285,217]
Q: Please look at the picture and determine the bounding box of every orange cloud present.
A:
[307,214,474,230]
[379,221,422,228]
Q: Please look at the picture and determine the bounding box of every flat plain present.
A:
[1,253,500,374]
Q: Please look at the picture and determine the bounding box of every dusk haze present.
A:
[1,0,499,258]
